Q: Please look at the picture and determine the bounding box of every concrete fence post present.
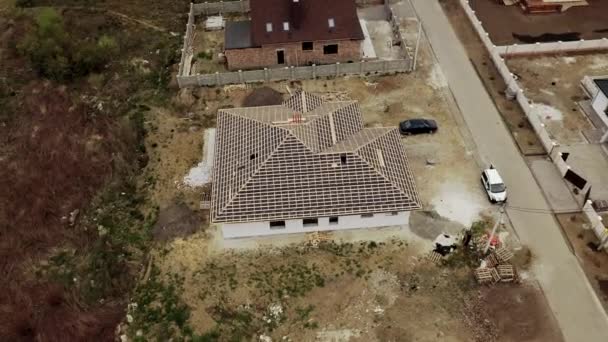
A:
[238,70,243,83]
[383,60,388,73]
[215,72,220,85]
[578,39,584,50]
[360,60,364,75]
[290,66,295,80]
[220,1,224,13]
[312,64,316,79]
[335,62,340,76]
[264,68,269,81]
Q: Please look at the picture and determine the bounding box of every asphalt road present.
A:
[407,0,608,340]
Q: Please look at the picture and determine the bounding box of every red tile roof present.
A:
[250,0,364,46]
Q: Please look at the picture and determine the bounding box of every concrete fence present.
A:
[459,0,608,248]
[178,3,196,77]
[583,201,608,249]
[496,38,608,57]
[192,1,249,15]
[177,59,410,87]
[193,0,383,16]
[386,1,410,62]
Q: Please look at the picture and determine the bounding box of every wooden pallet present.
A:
[199,192,211,210]
[485,253,500,268]
[497,264,517,283]
[490,268,501,283]
[475,267,500,284]
[426,251,444,264]
[495,247,514,263]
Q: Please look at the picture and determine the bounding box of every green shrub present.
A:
[18,9,119,81]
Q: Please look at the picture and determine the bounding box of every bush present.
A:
[18,9,119,81]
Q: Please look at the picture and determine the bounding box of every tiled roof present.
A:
[249,0,364,46]
[211,91,420,223]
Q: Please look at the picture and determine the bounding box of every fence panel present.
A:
[192,1,250,15]
[242,70,265,83]
[498,38,608,57]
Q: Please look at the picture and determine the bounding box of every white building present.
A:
[211,91,421,239]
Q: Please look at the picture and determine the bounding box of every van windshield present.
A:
[490,183,506,193]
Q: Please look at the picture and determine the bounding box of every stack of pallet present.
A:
[474,247,518,285]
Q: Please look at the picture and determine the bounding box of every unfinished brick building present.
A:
[211,91,421,239]
[224,0,364,70]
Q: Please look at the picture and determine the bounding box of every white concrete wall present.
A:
[221,211,410,239]
[592,91,608,121]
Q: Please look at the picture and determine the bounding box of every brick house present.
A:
[224,0,364,70]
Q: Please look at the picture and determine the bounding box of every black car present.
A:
[399,119,438,135]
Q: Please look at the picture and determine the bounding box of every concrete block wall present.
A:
[192,0,384,16]
[176,58,409,87]
[192,1,250,15]
[496,38,608,57]
[225,40,362,70]
[583,201,608,249]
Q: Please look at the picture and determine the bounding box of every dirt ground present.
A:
[149,227,562,342]
[507,54,608,144]
[191,27,226,74]
[556,213,608,312]
[441,0,545,156]
[471,0,608,45]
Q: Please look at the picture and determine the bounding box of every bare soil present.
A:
[557,213,608,312]
[471,0,608,45]
[507,54,608,144]
[153,202,203,241]
[242,86,285,107]
[441,0,545,156]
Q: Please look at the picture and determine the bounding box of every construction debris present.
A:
[307,231,332,248]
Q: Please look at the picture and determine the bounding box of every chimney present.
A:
[290,0,302,30]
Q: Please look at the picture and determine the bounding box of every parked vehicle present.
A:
[481,165,507,203]
[399,119,438,135]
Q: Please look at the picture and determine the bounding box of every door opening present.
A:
[277,50,285,64]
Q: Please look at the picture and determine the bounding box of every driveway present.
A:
[404,0,608,340]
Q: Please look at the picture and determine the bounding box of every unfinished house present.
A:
[210,91,421,239]
[224,0,364,70]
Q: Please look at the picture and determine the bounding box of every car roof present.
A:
[485,168,504,184]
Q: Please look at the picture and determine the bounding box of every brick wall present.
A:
[225,40,362,70]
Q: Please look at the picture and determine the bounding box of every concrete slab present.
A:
[527,156,579,213]
[564,143,608,200]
